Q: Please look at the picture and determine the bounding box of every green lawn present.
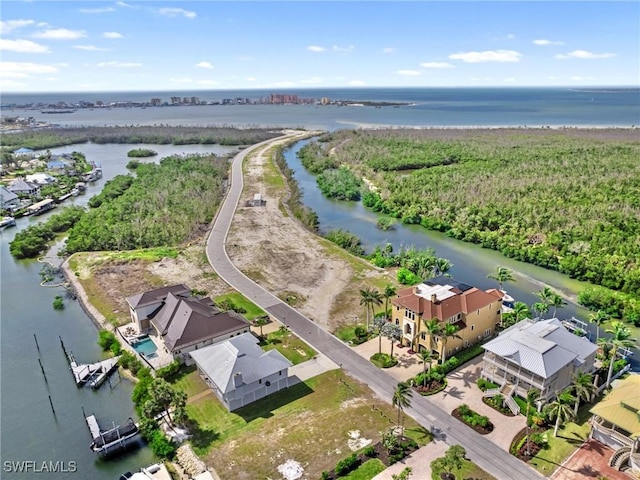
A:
[529,407,592,476]
[261,328,317,365]
[340,458,386,479]
[431,459,496,480]
[186,369,429,480]
[170,366,208,398]
[214,291,266,320]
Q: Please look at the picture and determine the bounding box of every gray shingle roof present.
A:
[483,318,598,378]
[125,284,190,309]
[190,333,292,394]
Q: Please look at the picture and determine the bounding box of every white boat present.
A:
[0,216,16,228]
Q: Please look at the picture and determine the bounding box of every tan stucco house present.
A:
[391,276,504,359]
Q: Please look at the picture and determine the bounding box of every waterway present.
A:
[0,143,240,479]
[282,138,639,370]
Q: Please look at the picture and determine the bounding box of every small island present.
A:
[127,148,157,158]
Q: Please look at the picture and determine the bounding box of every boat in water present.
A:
[0,216,16,228]
[119,463,173,480]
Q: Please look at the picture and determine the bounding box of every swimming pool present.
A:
[131,337,158,356]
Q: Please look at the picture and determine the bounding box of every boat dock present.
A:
[84,413,139,455]
[68,352,120,388]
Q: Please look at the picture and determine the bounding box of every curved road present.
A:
[206,133,545,480]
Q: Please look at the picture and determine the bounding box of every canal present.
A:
[0,143,239,480]
[282,138,639,370]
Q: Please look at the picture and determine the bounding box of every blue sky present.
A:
[1,1,638,92]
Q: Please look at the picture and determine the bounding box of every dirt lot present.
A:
[225,136,392,331]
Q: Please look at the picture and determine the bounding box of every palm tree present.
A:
[392,382,413,433]
[535,286,554,307]
[532,302,549,321]
[419,349,437,387]
[422,318,442,354]
[254,316,269,338]
[604,321,636,388]
[525,388,540,456]
[433,258,453,277]
[372,316,387,355]
[571,372,596,415]
[487,266,515,291]
[502,301,530,328]
[588,310,609,343]
[439,323,461,364]
[548,390,576,437]
[383,284,397,321]
[360,287,382,331]
[549,293,567,318]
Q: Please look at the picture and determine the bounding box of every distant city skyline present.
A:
[1,1,638,93]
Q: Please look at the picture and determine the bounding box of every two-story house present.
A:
[391,276,504,360]
[190,332,292,411]
[481,318,598,407]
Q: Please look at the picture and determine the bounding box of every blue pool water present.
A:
[132,337,157,356]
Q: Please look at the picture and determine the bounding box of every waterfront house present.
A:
[26,172,56,185]
[0,186,19,211]
[481,318,598,408]
[190,332,292,411]
[126,285,251,364]
[590,375,640,474]
[8,178,40,197]
[391,276,504,358]
[13,147,34,157]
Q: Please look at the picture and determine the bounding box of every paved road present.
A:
[205,133,545,480]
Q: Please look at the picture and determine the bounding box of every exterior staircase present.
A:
[609,446,632,469]
[482,382,520,415]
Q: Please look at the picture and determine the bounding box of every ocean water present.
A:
[3,87,639,130]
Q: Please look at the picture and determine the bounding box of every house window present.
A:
[396,306,400,311]
[471,325,475,331]
[464,340,469,348]
[477,310,480,315]
[395,319,399,325]
[259,379,262,384]
[279,370,282,376]
[421,332,426,340]
[484,328,491,337]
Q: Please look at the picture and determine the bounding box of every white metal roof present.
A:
[483,318,598,379]
[414,283,457,301]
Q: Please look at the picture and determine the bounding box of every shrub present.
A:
[156,361,181,379]
[335,453,360,475]
[371,352,398,368]
[363,445,376,457]
[52,295,64,310]
[98,330,118,351]
[477,378,498,391]
[397,268,422,285]
[119,350,143,375]
[148,430,176,458]
[110,341,122,356]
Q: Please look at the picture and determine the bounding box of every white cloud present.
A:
[570,75,596,81]
[116,2,135,8]
[169,77,193,83]
[96,61,142,68]
[34,28,86,40]
[80,7,115,13]
[0,39,50,53]
[382,47,395,54]
[158,8,197,19]
[0,61,59,77]
[196,79,219,85]
[533,39,564,46]
[307,45,325,52]
[102,32,123,39]
[332,45,354,53]
[396,70,421,76]
[74,45,109,51]
[349,80,366,86]
[449,50,522,63]
[0,19,35,35]
[504,77,516,82]
[555,50,617,60]
[246,77,257,82]
[420,62,454,69]
[196,61,214,69]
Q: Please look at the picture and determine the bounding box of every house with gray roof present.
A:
[190,332,292,411]
[481,318,598,408]
[126,285,251,364]
[8,178,40,196]
[0,186,19,211]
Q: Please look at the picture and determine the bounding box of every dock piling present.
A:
[48,395,56,416]
[34,333,40,352]
[38,358,48,383]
